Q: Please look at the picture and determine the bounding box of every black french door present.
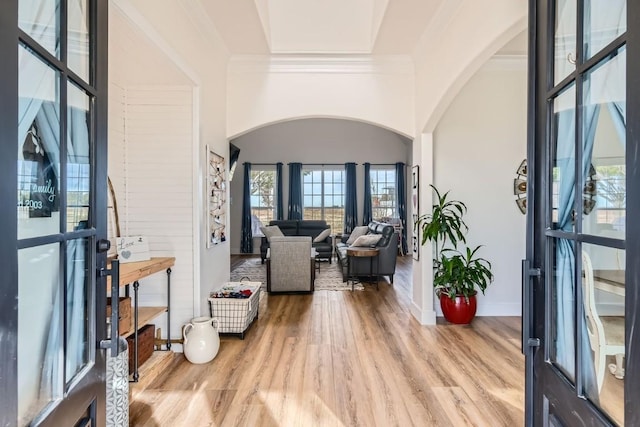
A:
[525,0,640,425]
[0,0,109,426]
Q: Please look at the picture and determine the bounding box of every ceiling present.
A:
[199,0,449,55]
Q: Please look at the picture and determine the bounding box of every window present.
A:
[370,167,396,221]
[595,163,625,229]
[67,162,90,231]
[551,162,626,230]
[250,168,276,227]
[303,167,344,232]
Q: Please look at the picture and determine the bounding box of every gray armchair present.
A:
[266,236,315,293]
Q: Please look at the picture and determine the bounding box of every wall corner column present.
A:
[411,132,436,325]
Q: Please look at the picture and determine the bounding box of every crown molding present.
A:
[228,55,414,74]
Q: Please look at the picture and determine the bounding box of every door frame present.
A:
[624,0,640,423]
[526,0,640,425]
[0,1,19,423]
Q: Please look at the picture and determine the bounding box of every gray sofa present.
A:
[335,221,398,283]
[260,220,333,264]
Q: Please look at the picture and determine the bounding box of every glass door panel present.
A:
[552,85,576,231]
[581,243,625,425]
[5,0,107,425]
[582,48,626,238]
[18,243,62,426]
[550,237,576,381]
[67,81,91,232]
[584,0,626,60]
[65,237,92,383]
[67,0,90,82]
[18,45,61,239]
[18,0,60,58]
[554,0,577,85]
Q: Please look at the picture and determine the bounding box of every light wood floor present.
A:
[130,256,525,426]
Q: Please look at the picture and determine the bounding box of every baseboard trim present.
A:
[474,303,522,317]
[411,301,436,325]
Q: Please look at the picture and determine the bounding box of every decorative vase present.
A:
[183,317,220,364]
[439,293,477,324]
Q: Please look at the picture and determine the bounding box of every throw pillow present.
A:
[260,225,284,242]
[351,234,382,247]
[346,225,370,245]
[313,228,332,243]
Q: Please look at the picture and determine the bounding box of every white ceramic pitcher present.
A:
[183,316,220,364]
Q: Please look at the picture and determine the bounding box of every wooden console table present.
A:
[109,256,175,381]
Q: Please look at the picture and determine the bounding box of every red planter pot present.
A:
[439,293,477,324]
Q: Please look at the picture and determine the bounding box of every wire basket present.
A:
[208,281,261,338]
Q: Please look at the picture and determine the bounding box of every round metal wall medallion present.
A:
[513,159,597,215]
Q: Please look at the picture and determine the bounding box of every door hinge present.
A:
[527,338,540,347]
[527,267,541,278]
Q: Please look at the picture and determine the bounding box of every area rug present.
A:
[230,257,364,291]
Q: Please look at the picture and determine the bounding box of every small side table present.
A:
[332,234,342,261]
[312,248,320,274]
[394,226,404,256]
[346,247,379,291]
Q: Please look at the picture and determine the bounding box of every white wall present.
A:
[108,82,126,209]
[413,0,527,133]
[411,132,436,324]
[120,86,195,338]
[227,56,415,139]
[406,1,527,324]
[228,118,411,254]
[109,6,192,87]
[109,0,230,341]
[432,59,527,316]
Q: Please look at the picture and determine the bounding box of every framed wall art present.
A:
[411,165,419,261]
[207,146,227,247]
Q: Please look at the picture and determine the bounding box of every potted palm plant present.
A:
[415,185,493,324]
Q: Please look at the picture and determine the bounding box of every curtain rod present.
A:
[288,163,357,166]
[243,162,279,166]
[246,162,403,166]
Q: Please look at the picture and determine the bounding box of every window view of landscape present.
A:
[250,168,276,227]
[370,167,396,221]
[550,162,625,232]
[66,162,90,231]
[247,165,401,233]
[595,164,625,229]
[17,159,88,232]
[303,168,344,232]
